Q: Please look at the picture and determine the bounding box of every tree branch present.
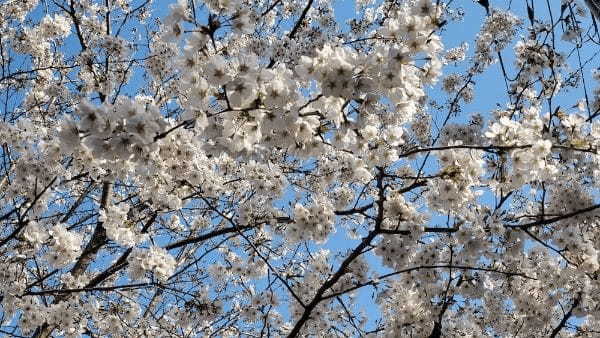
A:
[288,0,314,40]
[549,293,581,338]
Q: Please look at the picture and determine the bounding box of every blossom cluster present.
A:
[128,246,177,281]
[288,198,336,243]
[45,224,83,269]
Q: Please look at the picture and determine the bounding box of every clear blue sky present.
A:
[8,0,598,335]
[145,0,599,332]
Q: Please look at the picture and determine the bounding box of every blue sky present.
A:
[97,0,600,333]
[4,0,599,335]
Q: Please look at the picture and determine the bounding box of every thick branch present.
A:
[286,230,378,337]
[288,0,314,40]
[85,211,157,288]
[69,181,111,277]
[508,203,600,229]
[286,169,387,337]
[549,294,581,338]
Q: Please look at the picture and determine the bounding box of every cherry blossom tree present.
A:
[1,0,600,336]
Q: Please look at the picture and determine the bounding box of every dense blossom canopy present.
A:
[1,0,600,336]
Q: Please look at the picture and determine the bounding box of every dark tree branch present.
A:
[164,224,254,250]
[508,203,600,229]
[69,181,111,277]
[288,0,314,40]
[286,168,388,337]
[23,282,155,296]
[549,293,582,338]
